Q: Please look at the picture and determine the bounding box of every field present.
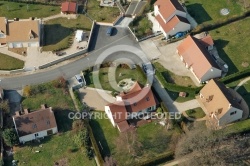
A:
[210,18,250,74]
[8,81,95,165]
[0,1,60,19]
[42,15,92,51]
[90,111,179,166]
[0,53,24,70]
[85,66,147,91]
[185,0,244,24]
[86,0,120,22]
[186,107,206,119]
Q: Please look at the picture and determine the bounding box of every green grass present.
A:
[42,15,92,51]
[87,0,120,22]
[224,118,250,135]
[185,0,244,24]
[8,81,95,166]
[90,111,180,165]
[236,80,250,108]
[86,66,147,91]
[0,53,24,70]
[12,132,95,166]
[130,16,153,38]
[210,18,250,74]
[186,107,206,119]
[0,1,60,19]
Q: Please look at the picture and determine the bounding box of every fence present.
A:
[138,32,163,42]
[128,26,139,41]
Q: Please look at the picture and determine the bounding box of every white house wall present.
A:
[218,107,243,126]
[200,67,222,82]
[19,127,58,143]
[167,22,191,36]
[104,106,116,127]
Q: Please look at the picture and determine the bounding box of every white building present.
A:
[199,79,244,126]
[75,30,84,42]
[13,105,58,144]
[154,0,191,38]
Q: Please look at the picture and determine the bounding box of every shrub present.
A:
[23,85,31,97]
[2,128,19,146]
[220,68,250,84]
[156,107,163,113]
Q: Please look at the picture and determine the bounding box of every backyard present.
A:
[186,107,206,119]
[85,66,147,91]
[185,0,244,24]
[90,111,179,165]
[210,18,250,74]
[7,80,95,165]
[0,53,24,70]
[86,0,120,22]
[0,1,60,19]
[42,16,92,51]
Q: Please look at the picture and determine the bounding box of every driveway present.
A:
[78,87,115,111]
[125,0,147,16]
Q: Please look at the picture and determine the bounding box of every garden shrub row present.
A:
[220,68,250,84]
[155,70,202,95]
[191,10,250,34]
[135,151,174,166]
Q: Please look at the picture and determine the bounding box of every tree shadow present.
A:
[186,3,212,24]
[89,119,111,158]
[214,39,238,74]
[44,24,72,46]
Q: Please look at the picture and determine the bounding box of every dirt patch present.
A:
[242,61,249,67]
[8,47,27,56]
[54,158,68,166]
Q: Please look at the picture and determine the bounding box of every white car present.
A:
[75,74,83,84]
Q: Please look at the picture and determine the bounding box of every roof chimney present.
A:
[15,111,20,116]
[41,104,46,109]
[228,103,232,108]
[24,109,29,114]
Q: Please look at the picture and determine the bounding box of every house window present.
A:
[47,120,50,125]
[47,129,53,135]
[33,124,37,129]
[230,111,237,116]
[35,133,39,137]
[146,97,150,101]
[133,102,137,106]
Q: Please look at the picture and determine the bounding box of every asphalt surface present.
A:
[0,26,150,90]
[125,0,147,16]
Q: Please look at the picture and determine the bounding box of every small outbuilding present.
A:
[75,30,84,42]
[61,2,78,14]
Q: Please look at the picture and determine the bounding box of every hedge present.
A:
[2,0,60,6]
[155,70,202,95]
[86,122,104,166]
[220,68,250,84]
[135,151,174,166]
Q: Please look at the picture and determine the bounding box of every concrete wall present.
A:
[19,127,58,143]
[166,22,190,37]
[0,68,25,75]
[104,105,116,127]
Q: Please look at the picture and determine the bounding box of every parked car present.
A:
[75,74,83,84]
[106,27,113,36]
[56,52,66,56]
[174,32,185,39]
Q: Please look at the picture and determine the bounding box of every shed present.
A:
[75,30,84,42]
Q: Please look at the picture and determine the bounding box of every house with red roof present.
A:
[104,82,158,132]
[61,2,78,14]
[154,0,190,38]
[177,35,222,83]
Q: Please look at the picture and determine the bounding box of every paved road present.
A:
[0,27,148,90]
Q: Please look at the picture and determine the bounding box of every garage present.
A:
[28,42,39,47]
[10,43,23,48]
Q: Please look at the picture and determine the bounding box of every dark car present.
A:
[106,27,113,36]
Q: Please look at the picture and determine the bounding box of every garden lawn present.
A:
[186,107,206,119]
[13,132,95,166]
[236,80,250,108]
[42,15,92,51]
[86,66,147,91]
[210,18,250,74]
[0,53,24,70]
[0,1,60,19]
[90,111,179,166]
[185,0,244,24]
[87,0,120,22]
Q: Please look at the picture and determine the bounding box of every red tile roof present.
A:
[199,35,214,47]
[155,15,189,33]
[108,101,127,123]
[13,107,57,137]
[154,0,185,19]
[61,2,77,13]
[177,35,220,80]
